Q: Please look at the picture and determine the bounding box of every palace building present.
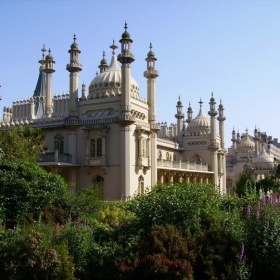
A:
[0,23,227,199]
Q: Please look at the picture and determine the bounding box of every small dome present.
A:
[238,133,255,152]
[71,42,79,50]
[147,50,155,57]
[100,57,108,65]
[252,147,274,167]
[46,53,54,60]
[187,106,210,133]
[122,30,130,39]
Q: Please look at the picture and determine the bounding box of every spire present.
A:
[199,98,203,107]
[118,21,135,64]
[99,50,108,73]
[73,32,76,42]
[217,99,225,122]
[110,39,118,55]
[186,102,193,124]
[144,42,158,78]
[175,95,184,120]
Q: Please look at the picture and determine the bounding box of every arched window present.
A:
[158,150,162,160]
[193,153,201,164]
[226,178,233,194]
[54,134,64,154]
[166,152,170,161]
[138,175,144,196]
[92,175,104,198]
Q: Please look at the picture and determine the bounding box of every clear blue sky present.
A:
[1,0,280,147]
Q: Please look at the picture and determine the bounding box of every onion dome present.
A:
[147,41,155,58]
[70,33,79,50]
[238,130,255,152]
[252,145,274,167]
[45,48,54,60]
[89,53,139,97]
[187,99,210,134]
[122,21,131,39]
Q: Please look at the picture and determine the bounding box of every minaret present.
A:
[144,41,159,186]
[98,51,108,73]
[254,126,259,156]
[42,48,55,118]
[81,82,87,100]
[208,93,219,187]
[66,33,82,119]
[217,99,226,194]
[231,127,237,154]
[175,96,184,142]
[117,22,135,199]
[186,102,193,124]
[217,99,226,149]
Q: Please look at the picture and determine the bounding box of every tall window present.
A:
[90,138,102,157]
[138,176,144,196]
[54,134,64,154]
[92,175,104,198]
[142,139,149,158]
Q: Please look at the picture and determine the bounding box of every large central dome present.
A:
[88,54,139,99]
[187,105,210,135]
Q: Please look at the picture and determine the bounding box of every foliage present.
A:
[0,229,74,279]
[0,126,46,162]
[256,176,277,193]
[235,171,255,197]
[0,159,67,227]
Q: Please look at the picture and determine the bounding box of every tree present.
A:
[235,171,255,197]
[0,159,67,227]
[0,126,46,162]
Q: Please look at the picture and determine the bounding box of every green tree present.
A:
[0,159,67,227]
[235,171,255,197]
[0,126,46,162]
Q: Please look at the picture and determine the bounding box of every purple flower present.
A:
[256,209,260,218]
[262,195,266,205]
[257,204,261,210]
[239,244,245,259]
[247,205,251,215]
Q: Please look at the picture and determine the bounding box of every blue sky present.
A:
[1,0,280,147]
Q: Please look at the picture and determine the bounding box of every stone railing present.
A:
[157,159,209,172]
[39,152,72,163]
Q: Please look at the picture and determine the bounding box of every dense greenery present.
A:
[1,127,280,279]
[0,181,280,279]
[0,126,46,162]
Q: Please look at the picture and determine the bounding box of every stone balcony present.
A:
[38,152,72,164]
[157,159,210,172]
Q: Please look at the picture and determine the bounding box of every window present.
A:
[90,138,102,157]
[143,139,149,158]
[92,175,104,198]
[54,134,64,154]
[193,153,201,164]
[166,152,170,161]
[138,176,144,196]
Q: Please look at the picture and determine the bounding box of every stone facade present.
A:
[0,24,227,200]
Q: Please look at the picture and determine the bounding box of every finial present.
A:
[103,50,105,59]
[179,95,180,101]
[246,128,248,134]
[189,102,191,106]
[199,98,203,107]
[220,99,222,104]
[211,92,213,97]
[73,32,76,42]
[124,20,128,31]
[96,71,98,76]
[110,39,118,55]
[48,48,51,55]
[41,44,46,59]
[150,41,153,51]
